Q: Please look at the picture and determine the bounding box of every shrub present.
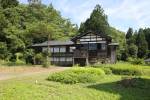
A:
[110,66,143,76]
[47,68,105,84]
[101,67,112,75]
[42,57,50,68]
[127,57,134,62]
[131,58,145,65]
[6,60,26,66]
[34,53,44,64]
[90,64,112,74]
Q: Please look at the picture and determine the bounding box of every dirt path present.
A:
[0,67,69,81]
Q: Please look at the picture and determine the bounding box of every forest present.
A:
[0,0,150,65]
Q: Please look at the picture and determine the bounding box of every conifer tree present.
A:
[136,29,148,58]
[79,4,109,34]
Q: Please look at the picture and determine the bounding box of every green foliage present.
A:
[131,58,145,65]
[0,42,8,59]
[91,63,150,76]
[110,66,143,76]
[126,28,133,40]
[136,29,148,58]
[0,2,77,64]
[34,53,44,64]
[48,68,105,84]
[101,67,112,75]
[127,43,138,58]
[42,57,50,68]
[79,4,109,34]
[0,0,19,9]
[143,28,150,50]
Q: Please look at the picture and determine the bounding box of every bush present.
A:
[110,66,143,76]
[91,64,112,75]
[42,57,50,68]
[6,60,26,66]
[101,67,112,75]
[91,63,150,76]
[131,58,145,65]
[34,53,44,64]
[47,68,105,84]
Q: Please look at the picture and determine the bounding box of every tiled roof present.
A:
[32,40,74,47]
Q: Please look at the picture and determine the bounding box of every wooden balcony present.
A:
[73,49,88,58]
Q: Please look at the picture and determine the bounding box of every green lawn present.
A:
[0,70,150,100]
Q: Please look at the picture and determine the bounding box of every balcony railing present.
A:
[73,49,88,58]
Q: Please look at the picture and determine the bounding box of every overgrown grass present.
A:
[0,73,150,100]
[0,63,150,100]
[47,68,105,84]
[92,62,150,76]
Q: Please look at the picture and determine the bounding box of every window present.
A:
[89,43,97,50]
[42,47,53,52]
[66,57,72,61]
[60,57,65,61]
[101,44,106,50]
[60,47,66,52]
[54,47,59,52]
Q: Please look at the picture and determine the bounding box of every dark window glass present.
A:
[89,43,97,50]
[97,43,101,49]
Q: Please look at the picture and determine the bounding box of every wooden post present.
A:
[73,57,75,66]
[47,34,50,65]
[86,57,89,66]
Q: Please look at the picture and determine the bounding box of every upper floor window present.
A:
[89,43,97,50]
[101,44,106,50]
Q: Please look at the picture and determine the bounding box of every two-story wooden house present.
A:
[32,31,118,66]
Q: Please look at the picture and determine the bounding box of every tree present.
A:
[126,28,133,39]
[143,28,150,58]
[0,42,8,59]
[136,29,148,58]
[126,28,134,45]
[0,7,8,42]
[0,3,78,63]
[127,43,138,58]
[0,0,19,8]
[79,4,109,34]
[143,28,150,50]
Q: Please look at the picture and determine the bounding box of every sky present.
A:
[19,0,150,32]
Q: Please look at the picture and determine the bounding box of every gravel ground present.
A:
[0,66,69,81]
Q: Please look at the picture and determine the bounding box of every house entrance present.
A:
[74,58,86,66]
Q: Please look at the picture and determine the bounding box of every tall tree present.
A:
[79,4,109,34]
[136,29,148,58]
[126,28,137,58]
[143,28,150,58]
[143,28,150,50]
[126,28,133,39]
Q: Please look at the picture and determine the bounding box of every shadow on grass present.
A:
[87,78,150,100]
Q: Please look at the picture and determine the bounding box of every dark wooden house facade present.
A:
[32,32,118,66]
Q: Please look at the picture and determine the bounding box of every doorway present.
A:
[74,58,86,66]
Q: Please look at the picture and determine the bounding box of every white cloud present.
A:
[106,0,150,30]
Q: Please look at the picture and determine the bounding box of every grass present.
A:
[0,73,150,100]
[92,62,150,76]
[0,63,150,100]
[47,67,105,84]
